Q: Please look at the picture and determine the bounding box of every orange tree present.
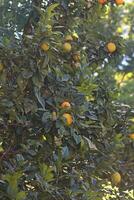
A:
[0,0,133,199]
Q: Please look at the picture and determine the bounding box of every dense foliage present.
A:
[0,0,134,199]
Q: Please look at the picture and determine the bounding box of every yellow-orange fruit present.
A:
[107,42,117,53]
[63,113,73,125]
[61,101,71,109]
[72,32,79,40]
[128,133,134,140]
[98,0,107,4]
[111,172,121,185]
[65,35,73,42]
[115,0,124,5]
[0,63,4,71]
[73,52,81,62]
[63,42,72,53]
[40,42,49,52]
[52,111,57,121]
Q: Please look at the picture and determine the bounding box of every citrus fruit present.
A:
[65,35,73,42]
[73,52,81,62]
[63,42,72,53]
[128,133,134,140]
[40,42,49,52]
[61,101,71,109]
[107,42,117,53]
[72,32,79,40]
[115,0,124,5]
[98,0,107,4]
[111,172,121,185]
[63,113,73,125]
[52,111,57,121]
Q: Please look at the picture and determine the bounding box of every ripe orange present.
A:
[0,63,4,71]
[128,133,134,140]
[111,172,121,185]
[115,0,124,5]
[107,42,117,53]
[73,52,81,62]
[40,42,49,52]
[98,0,107,5]
[61,101,71,109]
[63,113,73,125]
[63,42,72,52]
[65,35,73,42]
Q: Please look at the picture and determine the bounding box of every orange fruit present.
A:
[0,63,4,71]
[65,35,73,42]
[63,113,73,125]
[107,42,117,53]
[98,0,107,4]
[128,133,134,140]
[115,0,124,5]
[63,42,72,53]
[111,172,121,185]
[73,52,81,62]
[40,42,49,52]
[61,101,71,109]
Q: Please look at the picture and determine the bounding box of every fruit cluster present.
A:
[38,0,126,131]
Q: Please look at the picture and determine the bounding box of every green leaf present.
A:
[77,79,97,98]
[46,3,59,18]
[3,172,23,198]
[16,191,27,200]
[17,76,27,92]
[83,136,98,151]
[34,87,45,109]
[0,142,4,152]
[71,130,81,144]
[62,146,69,159]
[42,111,51,123]
[39,164,54,182]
